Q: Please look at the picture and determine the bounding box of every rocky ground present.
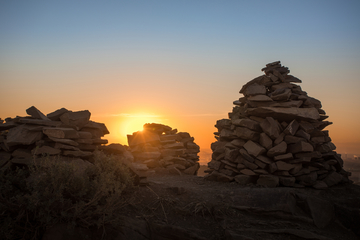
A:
[42,172,360,240]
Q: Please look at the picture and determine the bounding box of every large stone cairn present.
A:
[0,106,109,170]
[127,123,200,175]
[205,61,351,188]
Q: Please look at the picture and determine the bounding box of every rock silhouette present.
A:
[127,123,200,175]
[205,61,351,188]
[0,106,109,169]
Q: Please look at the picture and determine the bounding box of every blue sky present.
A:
[1,0,360,154]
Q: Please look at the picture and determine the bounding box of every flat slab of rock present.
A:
[26,106,51,121]
[60,110,91,129]
[246,107,320,121]
[243,140,266,157]
[5,125,43,147]
[43,127,80,139]
[46,108,69,121]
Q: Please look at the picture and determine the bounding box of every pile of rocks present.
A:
[0,106,109,170]
[127,123,200,175]
[205,61,351,188]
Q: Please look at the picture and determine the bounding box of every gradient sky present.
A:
[1,0,360,162]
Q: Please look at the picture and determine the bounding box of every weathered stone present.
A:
[243,83,266,96]
[311,136,327,145]
[267,141,287,157]
[243,140,266,157]
[274,153,293,161]
[313,181,328,189]
[229,139,246,148]
[283,119,299,135]
[270,88,291,101]
[60,110,91,129]
[243,160,258,170]
[256,155,273,164]
[160,134,180,141]
[18,118,62,127]
[163,142,184,149]
[91,138,108,145]
[32,146,61,155]
[5,125,43,147]
[43,127,80,139]
[323,171,343,187]
[254,159,266,169]
[54,143,80,151]
[276,161,295,171]
[232,118,261,132]
[240,169,257,175]
[78,131,93,139]
[257,175,279,187]
[239,148,255,162]
[134,151,161,161]
[225,148,239,162]
[204,171,233,182]
[247,95,273,102]
[273,132,285,145]
[83,121,109,135]
[144,159,160,168]
[219,129,237,139]
[288,141,314,153]
[183,163,199,175]
[63,150,92,158]
[246,107,320,121]
[128,130,161,147]
[260,117,281,139]
[81,127,105,138]
[279,176,296,186]
[289,164,303,175]
[268,162,278,173]
[48,137,79,146]
[234,127,259,141]
[12,148,32,158]
[253,169,269,175]
[166,163,186,170]
[26,106,50,121]
[75,138,93,144]
[259,133,273,150]
[295,129,311,141]
[234,175,258,185]
[284,135,305,144]
[46,108,69,121]
[299,121,315,133]
[296,172,318,186]
[316,142,336,153]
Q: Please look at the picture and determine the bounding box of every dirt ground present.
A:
[120,173,360,240]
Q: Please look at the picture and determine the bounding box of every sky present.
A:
[1,0,360,163]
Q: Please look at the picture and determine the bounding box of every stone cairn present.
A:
[205,61,351,188]
[0,106,109,170]
[127,123,200,175]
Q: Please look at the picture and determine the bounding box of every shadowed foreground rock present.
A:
[206,61,351,188]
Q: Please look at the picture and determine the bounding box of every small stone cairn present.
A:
[205,61,351,188]
[0,106,109,169]
[127,123,200,175]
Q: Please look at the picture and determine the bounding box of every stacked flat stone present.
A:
[0,106,109,169]
[127,123,200,175]
[205,61,351,188]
